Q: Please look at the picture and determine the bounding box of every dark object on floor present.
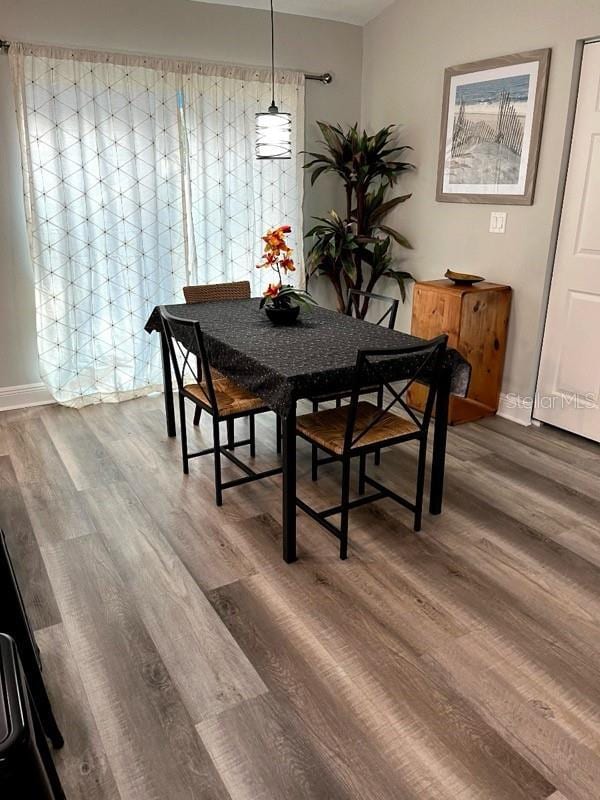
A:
[0,634,66,799]
[0,529,64,748]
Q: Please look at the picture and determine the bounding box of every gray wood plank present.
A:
[42,535,231,800]
[0,417,97,546]
[456,421,600,500]
[209,578,412,799]
[41,405,125,491]
[209,570,553,799]
[424,634,600,800]
[35,623,121,800]
[0,455,60,630]
[84,481,267,722]
[197,693,348,800]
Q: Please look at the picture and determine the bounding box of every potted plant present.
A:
[257,225,316,325]
[305,123,415,319]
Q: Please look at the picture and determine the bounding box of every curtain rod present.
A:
[0,39,332,83]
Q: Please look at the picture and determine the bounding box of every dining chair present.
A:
[184,280,284,456]
[295,335,448,559]
[183,281,251,437]
[160,308,282,506]
[309,289,400,476]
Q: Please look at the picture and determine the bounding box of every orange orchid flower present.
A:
[259,224,297,285]
[256,252,278,269]
[263,282,281,298]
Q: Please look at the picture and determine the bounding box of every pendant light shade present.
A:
[256,0,292,160]
[256,107,292,160]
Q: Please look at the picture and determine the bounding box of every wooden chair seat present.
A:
[185,378,267,417]
[297,401,419,455]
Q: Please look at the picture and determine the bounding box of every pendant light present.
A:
[256,0,292,159]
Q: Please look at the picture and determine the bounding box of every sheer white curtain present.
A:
[10,44,304,407]
[181,64,304,295]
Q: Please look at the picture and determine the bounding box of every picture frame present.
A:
[436,49,551,205]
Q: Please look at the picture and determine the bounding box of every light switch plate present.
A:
[489,211,507,234]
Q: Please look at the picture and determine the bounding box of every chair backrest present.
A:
[183,280,251,304]
[160,308,218,408]
[345,289,399,329]
[343,334,448,452]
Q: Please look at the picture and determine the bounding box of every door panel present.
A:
[576,135,600,254]
[555,291,600,399]
[536,42,600,441]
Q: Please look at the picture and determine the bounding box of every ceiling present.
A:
[188,0,394,25]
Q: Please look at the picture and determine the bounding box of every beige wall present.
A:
[362,0,600,401]
[0,0,362,388]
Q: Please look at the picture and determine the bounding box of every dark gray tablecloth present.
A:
[145,299,470,416]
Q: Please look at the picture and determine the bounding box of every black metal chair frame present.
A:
[296,335,448,559]
[0,634,66,799]
[307,289,401,473]
[183,282,251,444]
[0,529,63,750]
[161,308,282,506]
[345,288,400,328]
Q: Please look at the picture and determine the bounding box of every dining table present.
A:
[145,298,470,563]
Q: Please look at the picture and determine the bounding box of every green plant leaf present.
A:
[303,121,415,307]
[317,122,344,156]
[383,269,414,302]
[341,257,357,282]
[310,165,330,186]
[370,194,412,222]
[378,224,413,249]
[277,286,318,306]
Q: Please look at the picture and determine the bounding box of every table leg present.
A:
[430,367,451,515]
[160,329,176,438]
[281,406,297,563]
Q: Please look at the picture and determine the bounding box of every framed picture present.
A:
[436,49,551,204]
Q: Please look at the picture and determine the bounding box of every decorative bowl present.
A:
[445,269,485,286]
[265,304,300,326]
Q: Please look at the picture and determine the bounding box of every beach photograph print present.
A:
[437,50,550,204]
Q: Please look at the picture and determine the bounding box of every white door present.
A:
[536,42,600,441]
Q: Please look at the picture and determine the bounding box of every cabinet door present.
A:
[411,285,461,347]
[458,290,511,410]
[409,286,461,412]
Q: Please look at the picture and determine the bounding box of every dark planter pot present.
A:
[265,304,300,325]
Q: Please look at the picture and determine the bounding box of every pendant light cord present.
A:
[270,0,276,111]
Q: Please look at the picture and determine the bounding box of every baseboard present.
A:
[0,382,54,411]
[497,392,533,427]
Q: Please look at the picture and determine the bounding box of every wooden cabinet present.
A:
[408,279,512,425]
